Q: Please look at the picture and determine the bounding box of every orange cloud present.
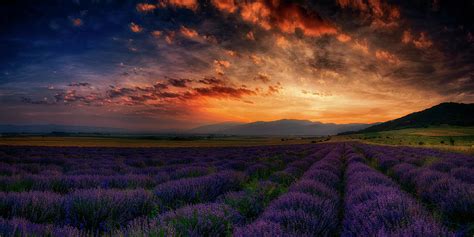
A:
[370,19,398,30]
[214,60,231,68]
[337,0,399,19]
[337,0,368,12]
[352,39,369,54]
[246,31,255,40]
[273,4,337,36]
[237,1,337,37]
[168,0,197,10]
[225,50,238,57]
[130,22,143,33]
[266,85,280,95]
[240,1,272,30]
[401,30,433,49]
[136,3,157,12]
[214,60,231,75]
[388,6,400,20]
[375,50,400,64]
[152,30,163,38]
[157,0,197,10]
[401,30,412,44]
[413,32,433,49]
[211,0,236,13]
[337,33,351,42]
[72,18,83,27]
[180,26,199,38]
[368,0,383,17]
[194,86,256,99]
[250,54,263,64]
[275,35,290,48]
[254,73,271,83]
[165,32,175,44]
[337,0,400,31]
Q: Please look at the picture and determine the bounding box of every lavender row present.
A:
[0,217,84,237]
[111,145,335,236]
[112,203,243,236]
[218,145,334,222]
[154,171,247,210]
[0,170,246,233]
[342,149,452,236]
[0,145,316,193]
[359,143,474,184]
[0,188,157,233]
[0,145,315,176]
[0,165,214,193]
[234,144,344,236]
[153,146,328,214]
[391,164,474,232]
[360,144,474,233]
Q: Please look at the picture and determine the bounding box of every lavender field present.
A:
[0,143,473,236]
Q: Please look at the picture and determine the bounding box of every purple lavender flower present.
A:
[154,171,247,209]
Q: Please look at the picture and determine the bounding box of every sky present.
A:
[0,0,473,131]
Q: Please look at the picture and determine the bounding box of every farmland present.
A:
[0,135,324,148]
[336,126,474,155]
[0,143,472,236]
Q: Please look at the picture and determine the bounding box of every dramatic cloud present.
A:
[237,0,337,36]
[180,26,199,39]
[211,0,237,13]
[130,22,143,33]
[275,35,290,48]
[159,0,198,10]
[336,34,351,43]
[198,77,224,85]
[68,82,91,87]
[254,72,271,83]
[168,78,192,88]
[151,31,162,38]
[71,18,83,27]
[136,3,157,13]
[194,86,256,99]
[1,0,473,130]
[375,50,400,64]
[402,30,433,49]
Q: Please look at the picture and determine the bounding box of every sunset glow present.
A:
[1,0,473,131]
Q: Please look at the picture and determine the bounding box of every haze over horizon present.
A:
[1,0,473,130]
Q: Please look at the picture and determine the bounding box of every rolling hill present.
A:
[349,102,474,134]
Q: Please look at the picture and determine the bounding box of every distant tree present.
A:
[449,137,455,146]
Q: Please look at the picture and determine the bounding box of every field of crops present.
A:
[0,143,473,236]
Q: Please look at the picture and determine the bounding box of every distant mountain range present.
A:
[347,102,474,134]
[3,102,470,136]
[188,119,377,136]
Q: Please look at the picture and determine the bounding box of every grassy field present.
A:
[333,126,474,154]
[0,135,326,147]
[1,126,474,154]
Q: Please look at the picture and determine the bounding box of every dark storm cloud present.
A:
[197,77,224,85]
[194,86,256,98]
[68,82,91,87]
[167,78,193,88]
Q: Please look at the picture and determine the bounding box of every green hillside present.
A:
[351,102,474,134]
